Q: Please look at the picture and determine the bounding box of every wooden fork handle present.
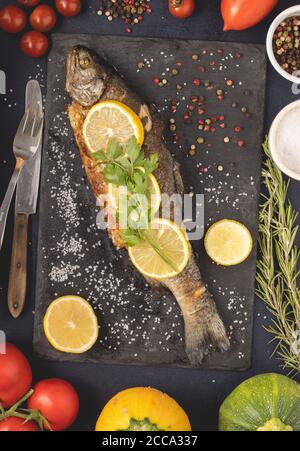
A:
[8,213,29,319]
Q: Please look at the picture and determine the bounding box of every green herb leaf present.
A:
[121,229,141,247]
[107,139,123,161]
[125,136,141,164]
[92,149,107,162]
[256,138,300,376]
[104,163,126,186]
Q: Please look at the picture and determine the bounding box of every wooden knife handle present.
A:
[8,213,29,318]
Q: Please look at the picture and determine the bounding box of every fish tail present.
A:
[181,288,230,366]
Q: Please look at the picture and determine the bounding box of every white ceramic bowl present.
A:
[266,5,300,84]
[269,99,300,180]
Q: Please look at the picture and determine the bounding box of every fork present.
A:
[0,108,43,251]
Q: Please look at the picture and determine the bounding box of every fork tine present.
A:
[32,114,43,138]
[23,110,35,137]
[14,110,29,138]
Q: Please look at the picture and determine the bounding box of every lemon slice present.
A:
[83,100,144,153]
[43,295,98,354]
[108,173,161,215]
[128,218,190,280]
[204,219,252,266]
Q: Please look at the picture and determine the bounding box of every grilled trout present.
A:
[66,45,230,365]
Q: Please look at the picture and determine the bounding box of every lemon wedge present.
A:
[43,295,98,354]
[204,219,252,266]
[128,218,190,280]
[83,100,144,153]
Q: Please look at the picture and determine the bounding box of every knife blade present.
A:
[16,80,43,214]
[8,80,43,318]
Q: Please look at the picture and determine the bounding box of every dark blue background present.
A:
[0,0,299,431]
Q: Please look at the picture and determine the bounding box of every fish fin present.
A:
[139,104,153,132]
[173,161,185,196]
[183,290,230,366]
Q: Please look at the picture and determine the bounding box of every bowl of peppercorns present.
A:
[267,5,300,84]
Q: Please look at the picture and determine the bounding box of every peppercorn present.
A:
[226,79,234,87]
[192,54,199,61]
[193,79,201,86]
[241,106,247,113]
[224,136,230,143]
[197,137,205,144]
[273,16,300,74]
[237,140,245,148]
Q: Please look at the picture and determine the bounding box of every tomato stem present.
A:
[0,389,51,431]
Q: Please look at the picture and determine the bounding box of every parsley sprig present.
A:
[93,137,159,246]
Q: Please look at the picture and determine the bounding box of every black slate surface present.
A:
[33,34,266,370]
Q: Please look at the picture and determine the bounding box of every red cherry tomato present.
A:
[221,0,278,31]
[18,0,40,7]
[27,379,79,431]
[20,31,49,58]
[30,5,56,32]
[0,417,40,431]
[0,6,27,33]
[0,343,32,408]
[168,0,195,19]
[55,0,81,17]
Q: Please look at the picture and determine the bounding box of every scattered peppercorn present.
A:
[237,140,245,148]
[223,136,230,143]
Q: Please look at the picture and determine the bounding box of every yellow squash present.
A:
[95,387,192,431]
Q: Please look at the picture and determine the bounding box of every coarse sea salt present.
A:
[276,107,300,174]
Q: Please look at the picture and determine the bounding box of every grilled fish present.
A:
[66,45,230,365]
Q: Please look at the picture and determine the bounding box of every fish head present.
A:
[66,46,109,107]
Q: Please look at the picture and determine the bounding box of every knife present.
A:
[8,80,43,318]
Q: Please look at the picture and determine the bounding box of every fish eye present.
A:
[79,56,90,69]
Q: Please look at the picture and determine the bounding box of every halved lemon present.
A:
[83,100,144,153]
[43,295,98,354]
[204,219,252,266]
[108,173,161,215]
[128,218,190,280]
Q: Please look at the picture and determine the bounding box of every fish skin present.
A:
[66,45,230,365]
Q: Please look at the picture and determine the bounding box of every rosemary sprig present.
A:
[256,138,300,375]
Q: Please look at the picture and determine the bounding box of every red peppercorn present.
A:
[226,79,234,87]
[210,127,216,133]
[191,95,198,103]
[217,95,224,101]
[234,126,242,133]
[183,113,191,121]
[204,125,210,132]
[187,104,195,111]
[126,27,132,33]
[219,115,225,121]
[153,78,160,85]
[198,118,205,125]
[219,123,225,129]
[193,79,201,86]
[237,140,245,148]
[198,108,205,115]
[235,52,242,60]
[198,65,206,73]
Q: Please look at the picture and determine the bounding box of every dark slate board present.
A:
[33,34,266,370]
